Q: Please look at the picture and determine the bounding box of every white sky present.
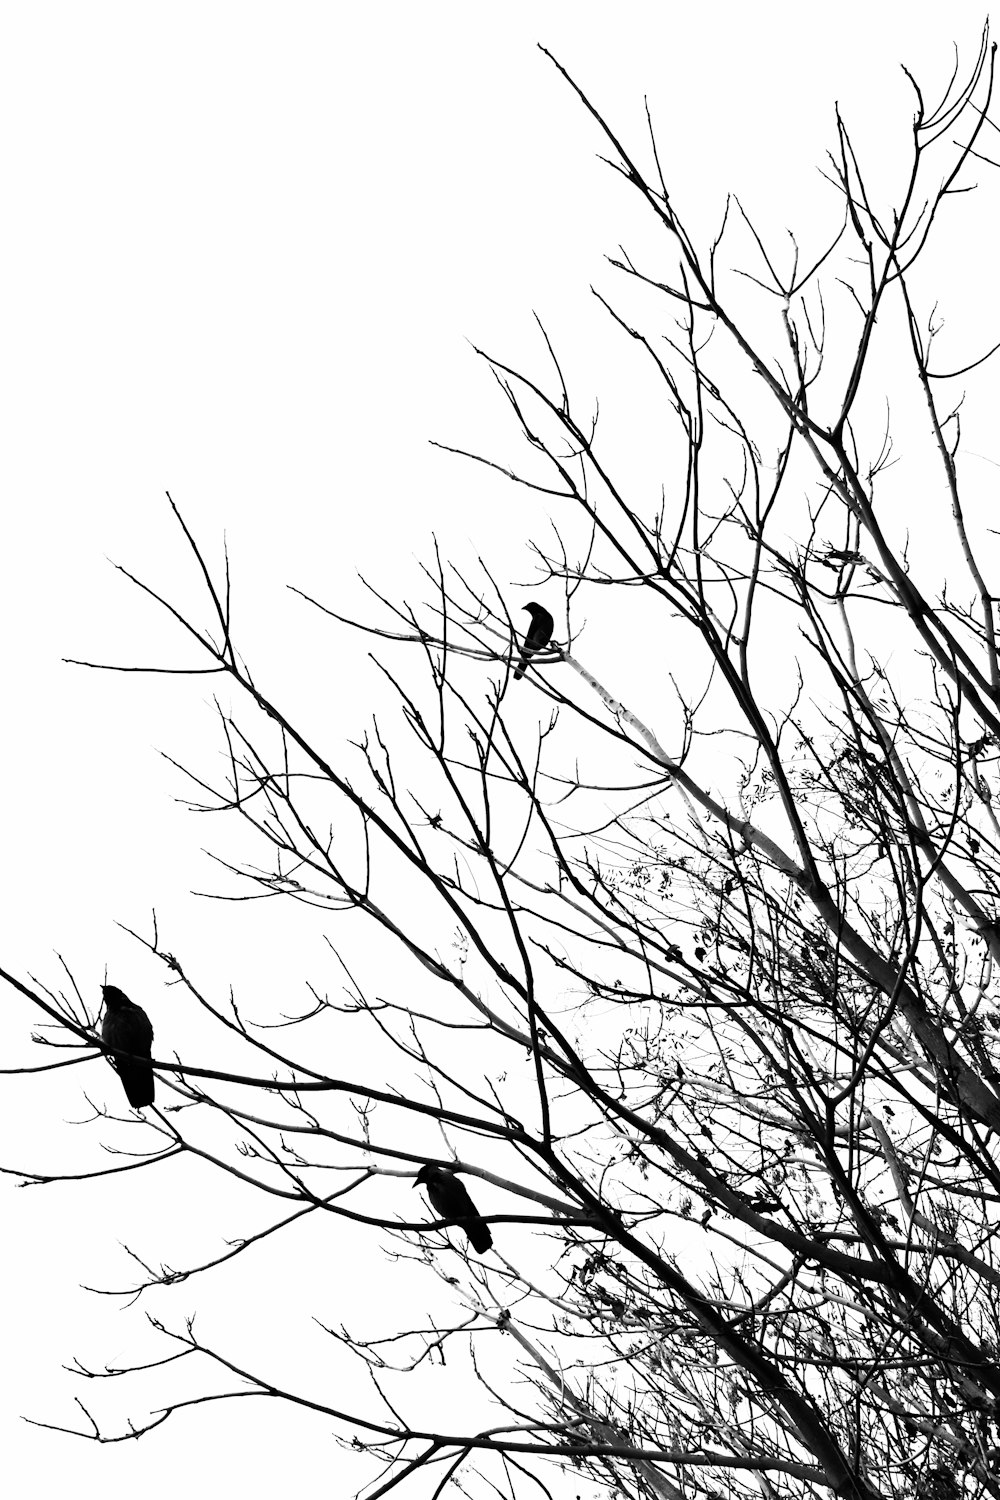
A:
[1,2,998,1496]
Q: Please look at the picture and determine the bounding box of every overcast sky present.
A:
[1,3,997,1496]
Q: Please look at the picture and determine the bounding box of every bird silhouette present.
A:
[414,1163,492,1253]
[513,602,554,681]
[101,985,155,1109]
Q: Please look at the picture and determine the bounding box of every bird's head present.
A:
[414,1164,451,1189]
[101,984,128,1009]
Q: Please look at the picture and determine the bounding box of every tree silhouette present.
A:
[6,28,1000,1500]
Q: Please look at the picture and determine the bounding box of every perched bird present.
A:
[513,602,554,681]
[101,985,155,1109]
[414,1163,493,1254]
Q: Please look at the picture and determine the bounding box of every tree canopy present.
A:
[7,28,1000,1500]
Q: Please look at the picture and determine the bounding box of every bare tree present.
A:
[7,27,1000,1500]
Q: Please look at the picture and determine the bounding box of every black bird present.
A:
[414,1163,493,1254]
[101,985,155,1109]
[513,602,554,681]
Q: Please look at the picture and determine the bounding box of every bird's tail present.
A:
[118,1063,155,1109]
[465,1219,493,1254]
[512,654,529,681]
